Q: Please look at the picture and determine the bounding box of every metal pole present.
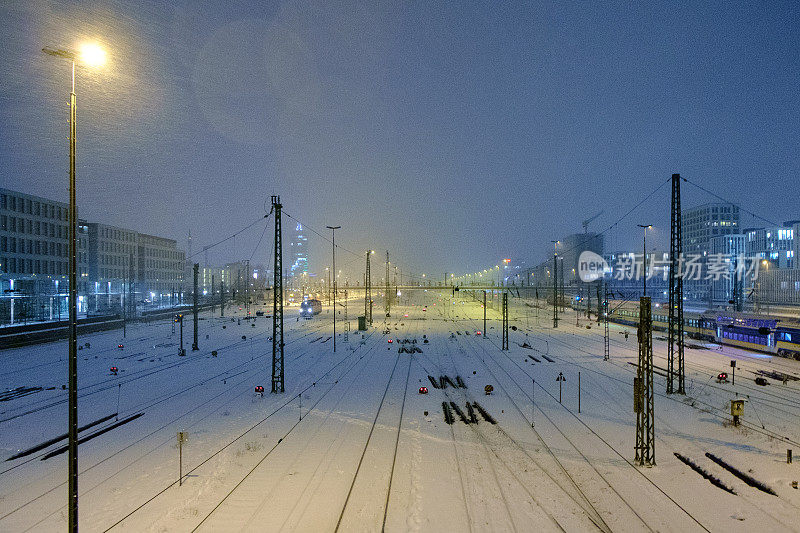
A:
[365,252,370,325]
[385,251,391,317]
[578,371,581,413]
[192,263,199,351]
[552,241,558,328]
[327,226,340,352]
[483,290,486,337]
[68,58,78,533]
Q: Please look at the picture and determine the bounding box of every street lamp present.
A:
[42,41,106,533]
[326,226,341,352]
[637,224,653,297]
[551,240,559,328]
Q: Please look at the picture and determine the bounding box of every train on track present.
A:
[606,301,800,360]
[300,298,322,318]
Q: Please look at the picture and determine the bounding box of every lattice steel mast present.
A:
[365,250,372,325]
[635,296,655,466]
[667,173,685,394]
[271,196,285,393]
[385,250,391,318]
[502,292,509,350]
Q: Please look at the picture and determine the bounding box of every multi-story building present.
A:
[1,188,89,323]
[682,203,740,255]
[288,222,308,286]
[708,234,747,305]
[1,187,190,323]
[559,232,604,286]
[200,266,226,297]
[681,202,740,301]
[756,269,800,307]
[744,222,796,269]
[795,221,800,268]
[86,223,138,313]
[137,233,185,307]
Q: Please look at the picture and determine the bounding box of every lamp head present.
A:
[79,43,106,67]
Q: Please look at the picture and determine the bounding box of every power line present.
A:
[680,176,783,228]
[525,176,672,274]
[248,214,272,262]
[186,215,268,261]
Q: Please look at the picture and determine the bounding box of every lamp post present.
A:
[637,224,653,297]
[551,240,559,328]
[326,226,340,352]
[42,42,105,533]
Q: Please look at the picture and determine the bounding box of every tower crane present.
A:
[582,210,604,233]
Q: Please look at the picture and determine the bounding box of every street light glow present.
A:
[79,43,106,67]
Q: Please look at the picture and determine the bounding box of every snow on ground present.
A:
[1,291,799,532]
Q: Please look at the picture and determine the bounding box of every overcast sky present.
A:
[2,0,799,281]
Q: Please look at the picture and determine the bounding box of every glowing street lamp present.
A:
[42,41,106,533]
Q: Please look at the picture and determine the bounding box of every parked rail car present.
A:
[607,304,715,339]
[604,300,800,360]
[775,327,800,359]
[300,298,322,318]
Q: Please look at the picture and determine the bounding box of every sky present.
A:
[2,0,799,282]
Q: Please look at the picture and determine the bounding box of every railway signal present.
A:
[175,314,185,356]
[109,366,118,375]
[556,372,566,403]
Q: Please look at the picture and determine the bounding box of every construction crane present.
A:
[582,210,604,233]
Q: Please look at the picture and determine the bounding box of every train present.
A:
[605,301,800,360]
[300,298,322,318]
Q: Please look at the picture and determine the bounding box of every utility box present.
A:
[358,316,367,331]
[730,399,744,426]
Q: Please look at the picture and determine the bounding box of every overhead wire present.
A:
[522,175,672,275]
[680,176,783,229]
[248,213,273,262]
[186,214,269,261]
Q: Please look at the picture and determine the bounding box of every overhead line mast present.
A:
[271,196,284,393]
[667,173,686,394]
[385,250,391,318]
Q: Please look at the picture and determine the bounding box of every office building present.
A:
[86,222,138,313]
[137,233,186,306]
[289,222,308,285]
[1,188,89,323]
